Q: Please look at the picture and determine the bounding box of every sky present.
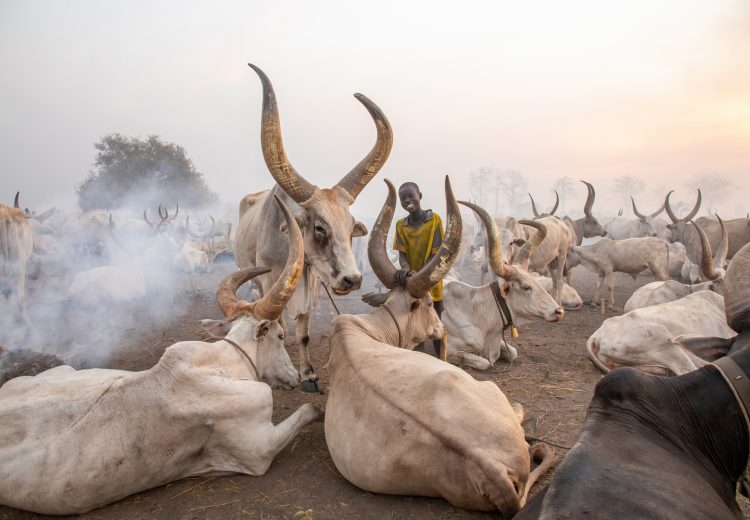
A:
[1,0,748,220]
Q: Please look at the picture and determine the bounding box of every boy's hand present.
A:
[394,268,415,286]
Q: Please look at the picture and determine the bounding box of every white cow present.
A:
[586,291,736,376]
[325,177,554,516]
[442,202,564,371]
[173,240,211,273]
[0,197,321,516]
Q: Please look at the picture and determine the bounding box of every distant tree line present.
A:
[77,134,217,211]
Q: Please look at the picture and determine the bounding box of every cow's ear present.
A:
[674,334,735,361]
[352,221,368,237]
[201,319,232,338]
[500,282,511,297]
[511,401,524,425]
[279,221,288,233]
[255,319,271,339]
[512,238,526,247]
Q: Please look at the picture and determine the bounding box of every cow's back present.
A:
[235,189,271,268]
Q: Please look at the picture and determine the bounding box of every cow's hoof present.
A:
[301,380,326,393]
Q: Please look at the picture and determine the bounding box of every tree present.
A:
[501,169,527,216]
[612,175,645,208]
[553,176,575,215]
[77,134,217,211]
[687,172,733,215]
[469,167,499,212]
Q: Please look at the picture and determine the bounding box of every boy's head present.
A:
[398,182,422,213]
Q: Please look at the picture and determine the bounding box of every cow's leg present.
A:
[448,351,492,371]
[593,272,604,305]
[608,272,617,307]
[294,311,316,382]
[550,260,564,305]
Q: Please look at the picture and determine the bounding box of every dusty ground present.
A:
[1,266,747,519]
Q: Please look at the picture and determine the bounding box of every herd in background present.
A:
[2,63,750,518]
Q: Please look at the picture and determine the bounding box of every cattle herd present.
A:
[1,65,750,518]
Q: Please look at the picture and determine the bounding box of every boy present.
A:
[393,181,444,356]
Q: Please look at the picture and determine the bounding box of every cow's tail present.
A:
[524,443,555,501]
[586,338,611,373]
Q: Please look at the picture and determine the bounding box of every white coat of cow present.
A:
[0,197,321,515]
[235,64,392,384]
[442,201,564,371]
[604,197,665,240]
[587,291,736,376]
[325,177,554,516]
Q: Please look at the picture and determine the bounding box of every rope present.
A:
[214,337,259,380]
[524,435,572,450]
[321,282,341,316]
[381,303,404,349]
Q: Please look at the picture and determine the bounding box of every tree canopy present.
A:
[77,134,217,211]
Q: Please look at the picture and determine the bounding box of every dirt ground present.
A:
[1,265,747,520]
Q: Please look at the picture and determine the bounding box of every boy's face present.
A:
[399,186,422,213]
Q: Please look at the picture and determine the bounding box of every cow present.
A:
[516,243,750,519]
[325,177,554,516]
[442,201,564,371]
[0,196,322,516]
[604,197,665,240]
[0,192,34,326]
[624,216,728,313]
[570,236,669,311]
[528,190,559,218]
[529,273,583,310]
[667,241,687,278]
[473,215,527,284]
[235,64,392,385]
[561,180,608,284]
[518,216,570,304]
[679,215,729,283]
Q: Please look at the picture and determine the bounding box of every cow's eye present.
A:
[315,224,326,235]
[522,285,531,292]
[410,300,420,311]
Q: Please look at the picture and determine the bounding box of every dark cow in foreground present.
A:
[516,242,750,520]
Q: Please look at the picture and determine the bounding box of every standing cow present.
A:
[235,64,392,384]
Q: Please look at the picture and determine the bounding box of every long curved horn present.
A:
[251,195,305,321]
[405,176,462,298]
[714,215,729,269]
[691,220,720,281]
[513,219,547,267]
[158,204,166,220]
[367,179,399,289]
[549,191,559,216]
[216,267,272,319]
[528,193,540,218]
[725,242,750,331]
[169,203,179,222]
[249,64,316,204]
[581,180,595,217]
[459,200,512,279]
[143,209,154,227]
[13,192,19,209]
[631,197,646,219]
[335,94,393,200]
[650,201,665,218]
[185,216,200,238]
[665,189,702,223]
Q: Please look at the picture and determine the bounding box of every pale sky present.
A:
[1,0,748,220]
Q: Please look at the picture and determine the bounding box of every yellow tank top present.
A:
[393,212,444,301]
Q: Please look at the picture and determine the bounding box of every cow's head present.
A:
[367,177,462,348]
[664,189,702,243]
[461,201,565,324]
[250,64,392,295]
[203,196,304,389]
[630,197,663,237]
[578,180,607,237]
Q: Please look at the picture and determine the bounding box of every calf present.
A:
[570,236,669,310]
[516,243,750,519]
[326,177,553,516]
[0,197,321,515]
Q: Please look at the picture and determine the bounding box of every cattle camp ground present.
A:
[2,263,748,520]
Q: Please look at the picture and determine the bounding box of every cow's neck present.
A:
[570,218,585,245]
[591,362,748,505]
[335,309,402,348]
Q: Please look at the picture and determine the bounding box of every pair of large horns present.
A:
[368,176,461,298]
[159,203,179,221]
[249,64,393,205]
[216,196,303,321]
[529,191,559,218]
[665,190,702,223]
[631,198,665,220]
[186,215,215,239]
[459,201,546,277]
[691,215,729,281]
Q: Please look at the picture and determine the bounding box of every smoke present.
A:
[0,183,239,371]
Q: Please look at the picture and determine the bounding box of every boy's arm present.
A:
[393,224,415,286]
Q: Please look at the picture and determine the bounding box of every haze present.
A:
[1,0,748,219]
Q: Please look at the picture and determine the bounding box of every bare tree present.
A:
[687,172,733,215]
[612,175,645,208]
[469,167,497,210]
[553,176,575,215]
[501,169,528,216]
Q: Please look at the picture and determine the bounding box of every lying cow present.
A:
[624,217,728,313]
[516,242,750,519]
[587,291,736,375]
[0,197,322,515]
[570,236,669,311]
[326,177,553,516]
[442,201,564,371]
